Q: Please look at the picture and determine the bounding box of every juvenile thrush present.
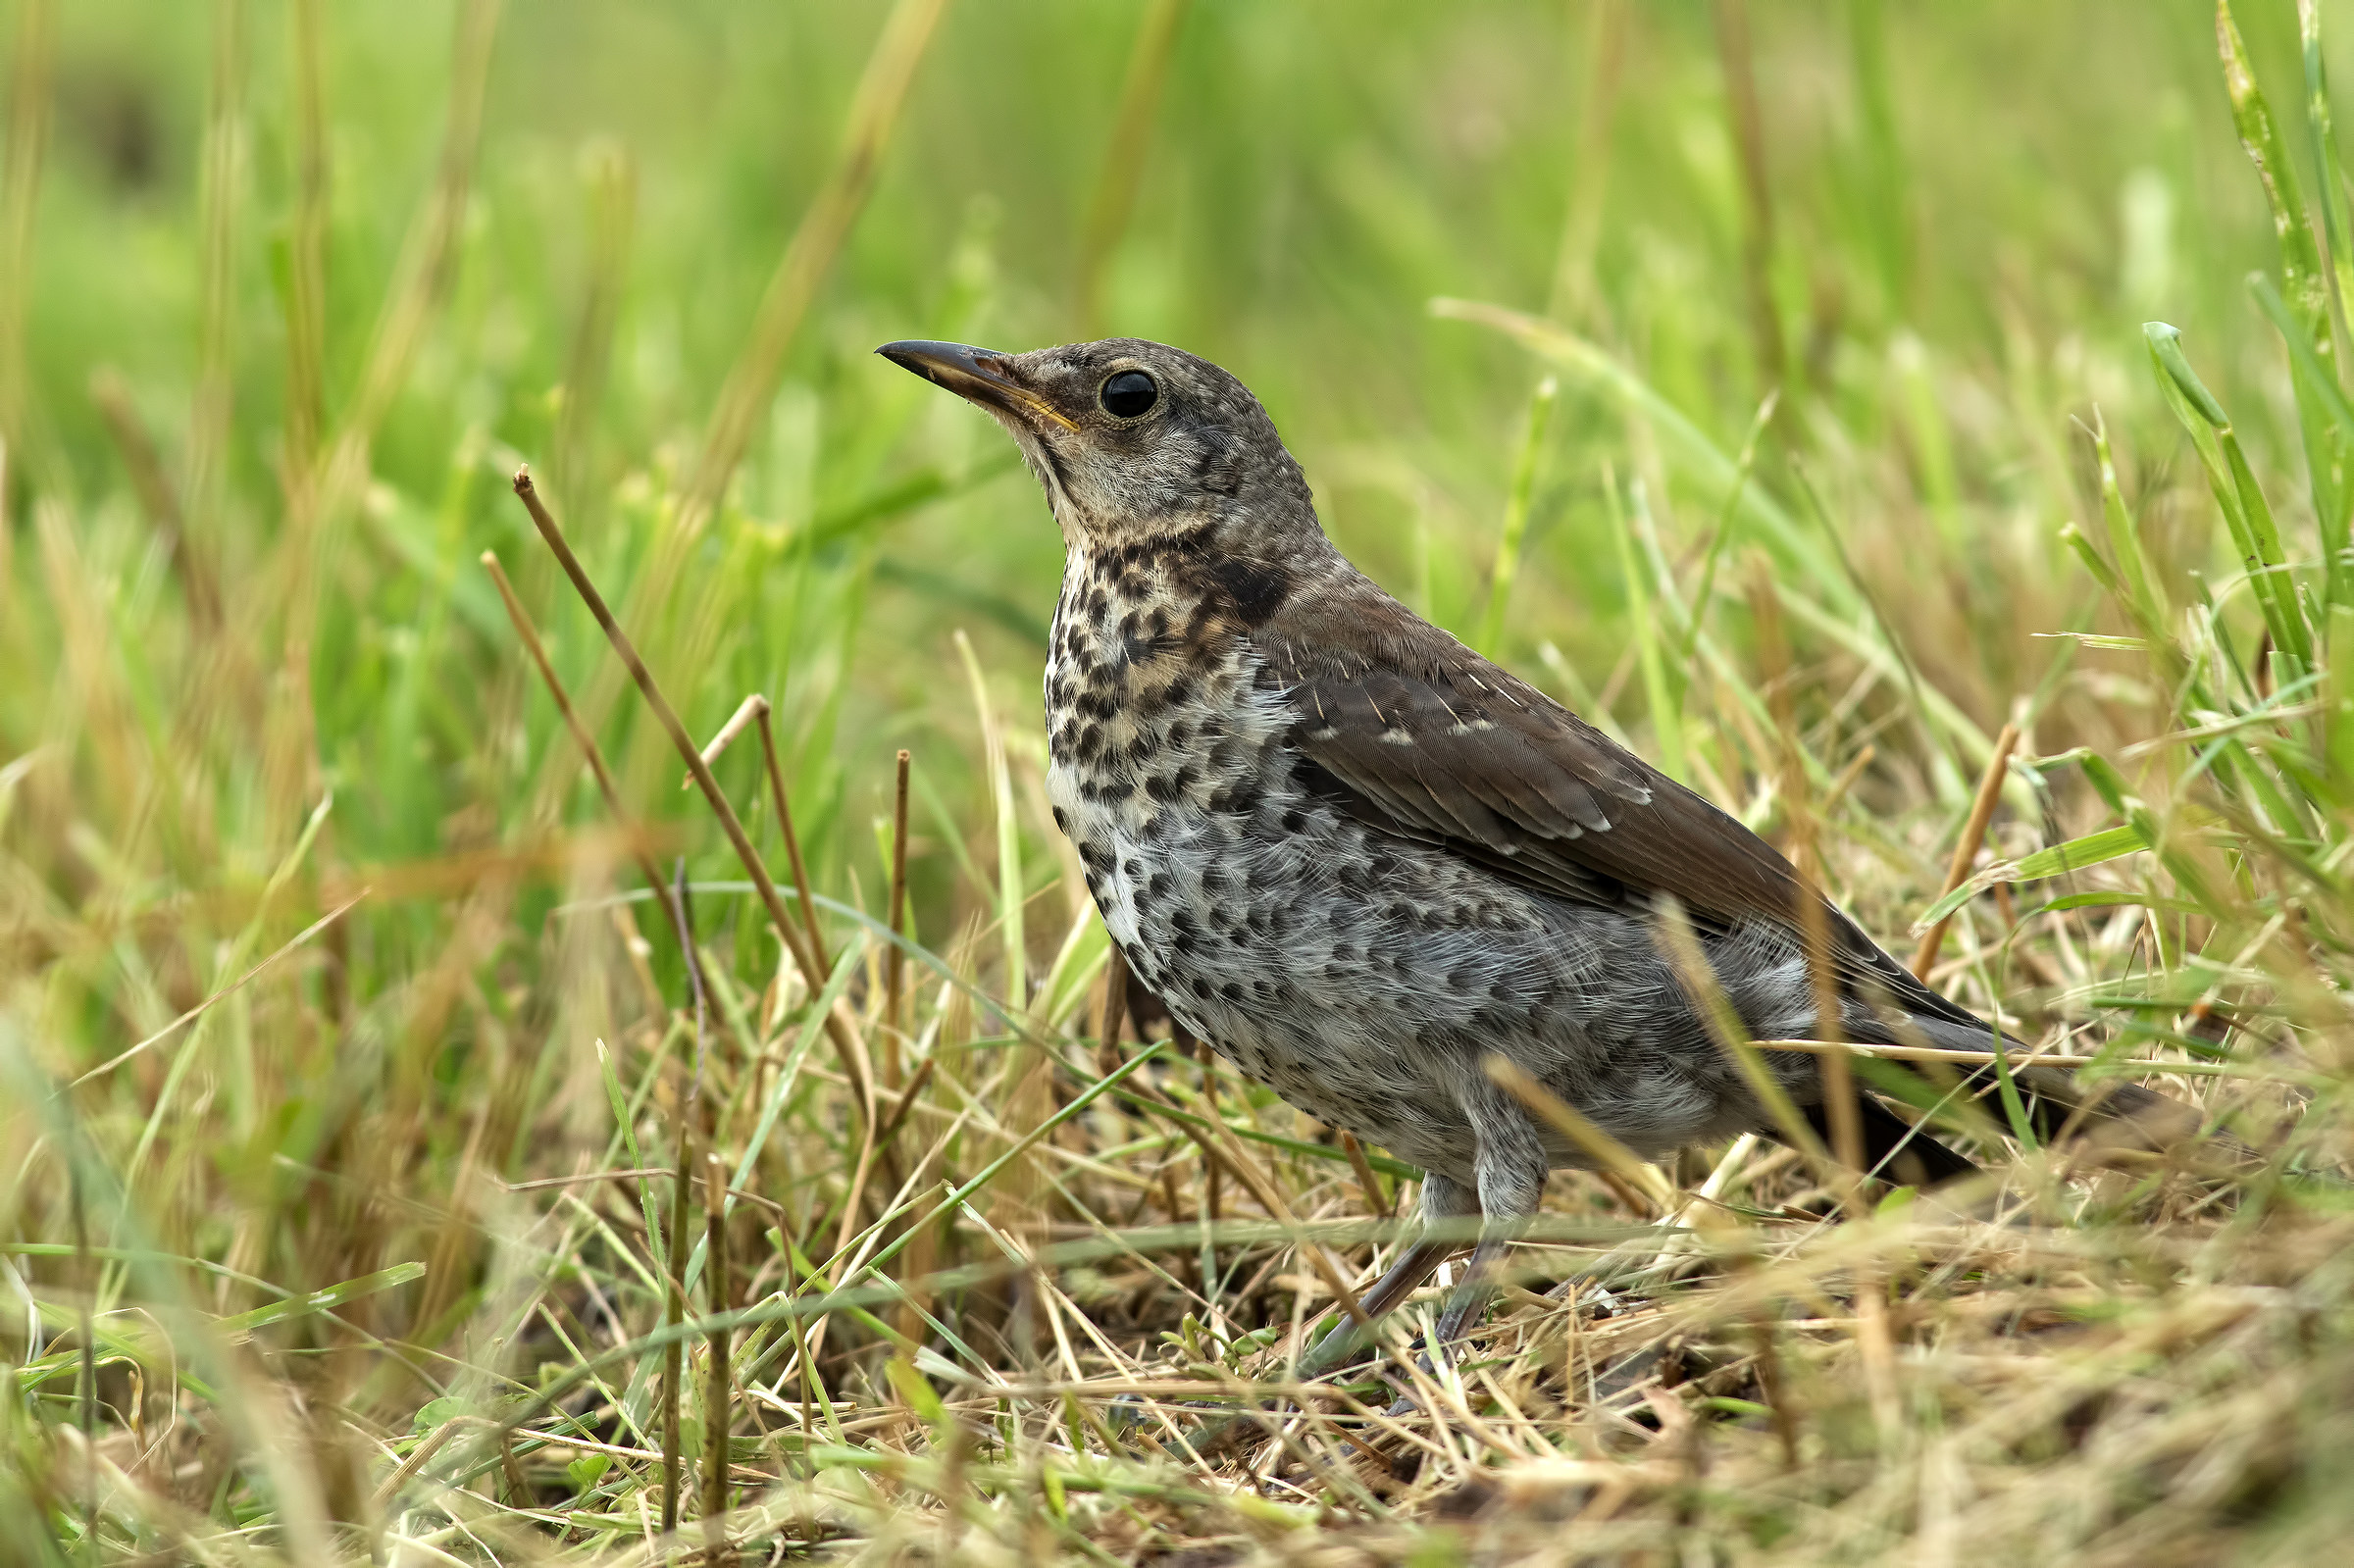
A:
[879,335,2197,1352]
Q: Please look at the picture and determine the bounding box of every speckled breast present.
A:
[1039,549,1546,1175]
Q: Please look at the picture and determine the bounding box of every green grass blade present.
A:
[1606,468,1684,783]
[1472,375,1558,655]
[2220,0,2350,549]
[1917,824,2150,928]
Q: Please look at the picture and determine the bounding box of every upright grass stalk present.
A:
[1548,0,1627,327]
[1473,375,1558,656]
[661,1123,691,1535]
[954,629,1025,1016]
[185,0,243,632]
[1074,0,1192,336]
[886,747,913,1087]
[2218,0,2350,545]
[1912,722,2023,981]
[510,469,877,1129]
[1604,466,1685,783]
[1749,573,1865,1202]
[702,1150,734,1563]
[1711,0,1787,402]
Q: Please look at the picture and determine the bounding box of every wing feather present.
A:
[1260,597,1967,1024]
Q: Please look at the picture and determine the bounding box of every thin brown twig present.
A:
[1485,1055,1668,1215]
[660,1123,691,1536]
[1750,572,1865,1207]
[1094,944,1130,1080]
[1337,1131,1392,1220]
[480,550,674,907]
[508,470,876,1133]
[1912,721,2022,980]
[886,747,912,1088]
[702,1151,735,1566]
[753,699,829,976]
[871,1055,941,1156]
[681,692,769,788]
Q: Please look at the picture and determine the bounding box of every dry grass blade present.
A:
[1074,0,1192,335]
[754,699,831,977]
[68,891,366,1087]
[0,0,53,480]
[1913,720,2022,978]
[1484,1054,1673,1214]
[886,745,913,1087]
[1754,1038,2173,1072]
[509,468,877,1130]
[702,1150,734,1565]
[682,692,770,787]
[1653,897,1837,1181]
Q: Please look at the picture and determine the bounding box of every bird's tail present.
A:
[1871,1011,2211,1160]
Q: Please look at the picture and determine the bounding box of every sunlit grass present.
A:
[4,0,2354,1561]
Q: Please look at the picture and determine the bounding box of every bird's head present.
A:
[877,336,1323,561]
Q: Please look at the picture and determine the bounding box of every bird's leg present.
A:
[1432,1235,1513,1348]
[1293,1173,1475,1380]
[1372,1108,1548,1430]
[1171,1174,1473,1462]
[1429,1082,1549,1355]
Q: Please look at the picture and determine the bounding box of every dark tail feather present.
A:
[1899,1013,2209,1151]
[1802,1093,1978,1187]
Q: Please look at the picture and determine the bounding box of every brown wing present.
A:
[1256,587,1960,1023]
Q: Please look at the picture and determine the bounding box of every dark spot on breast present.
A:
[1204,556,1292,627]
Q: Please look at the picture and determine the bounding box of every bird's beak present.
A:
[876,339,1078,431]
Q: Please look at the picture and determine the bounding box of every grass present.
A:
[5,0,2354,1560]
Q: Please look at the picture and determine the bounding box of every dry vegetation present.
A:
[5,0,2354,1563]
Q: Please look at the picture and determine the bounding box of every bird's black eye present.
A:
[1100,370,1158,419]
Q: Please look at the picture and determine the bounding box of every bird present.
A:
[877,334,2203,1357]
